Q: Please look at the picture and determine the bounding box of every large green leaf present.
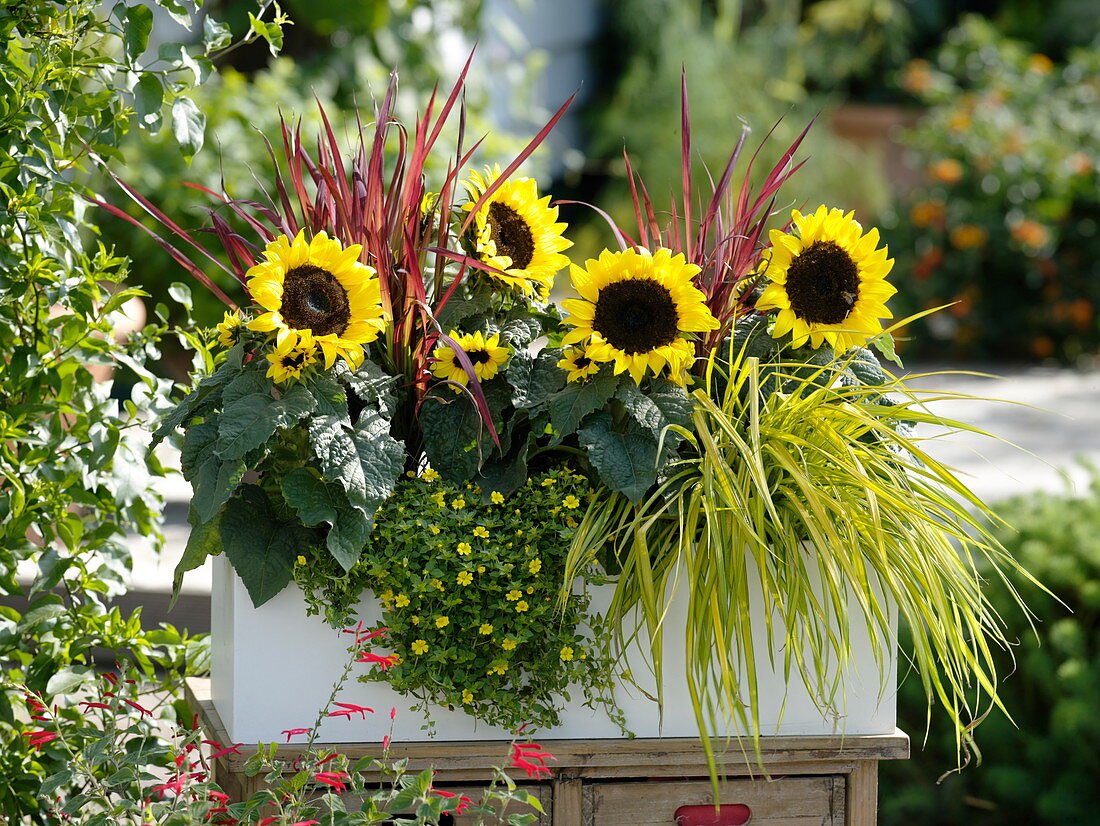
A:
[281,467,368,571]
[419,393,482,482]
[615,379,693,450]
[171,507,222,607]
[153,366,232,446]
[509,349,566,410]
[352,408,404,503]
[577,412,659,502]
[181,422,246,522]
[548,367,621,437]
[217,381,316,460]
[334,360,396,417]
[220,485,314,607]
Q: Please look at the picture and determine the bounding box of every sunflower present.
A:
[216,310,243,349]
[755,206,896,353]
[557,346,600,383]
[245,230,387,370]
[430,330,511,388]
[561,247,719,383]
[265,330,319,384]
[463,166,572,299]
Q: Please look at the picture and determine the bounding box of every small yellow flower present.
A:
[541,478,555,487]
[563,495,580,509]
[506,589,522,601]
[566,517,578,528]
[550,506,561,515]
[461,689,474,704]
[515,529,524,536]
[395,594,410,608]
[411,615,421,625]
[473,526,489,538]
[435,616,450,629]
[528,558,542,575]
[526,586,534,594]
[216,311,243,349]
[431,578,445,591]
[431,491,446,507]
[421,467,440,482]
[451,497,466,509]
[457,571,473,586]
[515,600,529,612]
[477,565,487,573]
[559,646,574,661]
[457,542,472,556]
[488,662,509,676]
[380,589,395,605]
[430,526,441,535]
[490,491,505,504]
[479,623,494,635]
[296,555,307,566]
[501,638,517,651]
[412,639,428,655]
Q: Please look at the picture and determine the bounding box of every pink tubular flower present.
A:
[381,735,391,750]
[122,698,152,716]
[288,822,320,826]
[281,728,312,742]
[151,777,186,798]
[326,702,375,720]
[342,623,387,645]
[315,752,339,767]
[208,744,244,760]
[79,702,113,711]
[390,707,397,720]
[356,652,399,671]
[509,743,555,779]
[312,771,350,792]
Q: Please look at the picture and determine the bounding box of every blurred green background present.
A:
[103,7,1099,820]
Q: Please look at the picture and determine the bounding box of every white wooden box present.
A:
[210,555,896,744]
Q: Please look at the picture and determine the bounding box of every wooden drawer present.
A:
[582,775,845,826]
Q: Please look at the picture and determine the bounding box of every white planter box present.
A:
[211,555,896,745]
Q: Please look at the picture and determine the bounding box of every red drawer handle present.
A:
[674,803,752,825]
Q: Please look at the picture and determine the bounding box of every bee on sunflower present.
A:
[755,206,896,353]
[245,230,388,370]
[462,166,573,300]
[560,247,719,384]
[430,330,511,389]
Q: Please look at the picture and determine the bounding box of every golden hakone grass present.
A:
[562,344,1038,784]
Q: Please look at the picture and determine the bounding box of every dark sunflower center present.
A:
[280,264,351,337]
[454,348,491,366]
[282,352,307,369]
[784,241,860,325]
[591,278,680,354]
[574,355,592,369]
[487,202,535,270]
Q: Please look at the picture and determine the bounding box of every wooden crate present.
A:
[185,678,907,826]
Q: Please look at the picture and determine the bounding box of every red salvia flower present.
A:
[151,777,186,798]
[356,652,399,671]
[509,742,555,779]
[434,789,473,815]
[122,698,152,716]
[326,701,375,720]
[208,744,244,760]
[79,702,113,711]
[312,771,350,792]
[281,728,311,742]
[23,730,57,750]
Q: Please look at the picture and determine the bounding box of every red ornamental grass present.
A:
[509,742,555,780]
[95,52,572,455]
[576,70,811,364]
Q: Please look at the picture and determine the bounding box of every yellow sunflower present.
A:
[216,310,243,349]
[557,346,600,383]
[245,229,387,370]
[463,166,572,299]
[755,206,896,353]
[265,330,318,384]
[430,330,511,388]
[561,247,719,384]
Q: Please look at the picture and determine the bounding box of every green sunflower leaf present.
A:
[221,485,313,607]
[171,507,221,608]
[152,374,223,447]
[217,382,317,460]
[509,349,566,410]
[615,379,693,450]
[477,430,531,497]
[419,393,483,482]
[281,467,368,571]
[352,408,404,504]
[333,360,396,417]
[436,282,495,330]
[548,366,621,438]
[577,412,659,502]
[181,422,247,522]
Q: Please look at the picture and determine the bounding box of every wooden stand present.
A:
[186,678,907,826]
